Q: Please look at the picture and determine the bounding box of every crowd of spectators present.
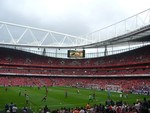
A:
[0,40,150,113]
[1,45,150,67]
[4,102,29,113]
[0,76,150,94]
[0,45,150,77]
[38,97,150,113]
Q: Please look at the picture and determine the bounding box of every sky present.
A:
[0,0,150,36]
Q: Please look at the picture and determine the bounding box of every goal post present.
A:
[106,85,122,92]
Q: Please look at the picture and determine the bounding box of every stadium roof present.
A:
[84,24,150,48]
[0,8,150,49]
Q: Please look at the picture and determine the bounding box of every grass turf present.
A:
[0,86,149,112]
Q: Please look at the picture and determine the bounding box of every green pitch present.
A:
[0,86,149,112]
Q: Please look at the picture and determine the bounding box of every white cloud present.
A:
[0,0,150,35]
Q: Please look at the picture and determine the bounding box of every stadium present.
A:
[0,6,150,113]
